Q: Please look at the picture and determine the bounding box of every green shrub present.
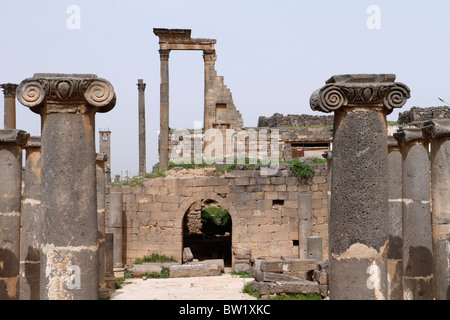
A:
[286,158,315,180]
[145,267,170,279]
[201,206,231,226]
[311,157,327,164]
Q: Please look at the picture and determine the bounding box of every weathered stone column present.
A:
[1,83,18,129]
[99,130,111,183]
[323,150,332,217]
[203,49,217,132]
[394,127,435,300]
[298,193,312,259]
[159,49,170,169]
[422,119,450,300]
[0,129,29,300]
[137,79,147,176]
[20,136,41,300]
[310,74,410,300]
[109,192,124,277]
[386,135,403,300]
[104,232,116,294]
[17,73,116,300]
[96,153,108,298]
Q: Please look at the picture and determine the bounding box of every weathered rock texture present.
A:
[258,113,333,128]
[398,106,450,124]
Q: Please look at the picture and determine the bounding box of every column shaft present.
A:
[96,153,108,298]
[138,79,147,176]
[109,192,124,275]
[159,50,170,169]
[0,129,29,300]
[1,83,18,129]
[298,193,312,259]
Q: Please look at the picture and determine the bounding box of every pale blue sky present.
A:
[1,0,449,176]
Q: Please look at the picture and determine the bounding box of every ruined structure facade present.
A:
[398,106,450,124]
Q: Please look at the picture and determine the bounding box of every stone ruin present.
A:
[0,29,449,301]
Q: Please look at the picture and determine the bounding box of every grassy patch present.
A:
[284,158,315,180]
[144,267,170,279]
[134,253,177,264]
[230,271,253,278]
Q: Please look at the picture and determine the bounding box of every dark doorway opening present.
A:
[182,199,232,267]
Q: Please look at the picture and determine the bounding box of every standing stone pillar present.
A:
[0,129,29,300]
[386,135,403,300]
[104,232,116,294]
[298,193,312,259]
[109,192,124,277]
[1,83,18,129]
[96,153,108,298]
[310,74,410,300]
[159,49,170,169]
[323,150,332,218]
[394,127,435,300]
[203,49,217,132]
[422,119,450,300]
[20,136,41,300]
[99,130,111,183]
[17,73,116,300]
[137,79,147,176]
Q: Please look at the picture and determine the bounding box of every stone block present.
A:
[233,263,251,273]
[169,264,220,278]
[274,280,320,295]
[187,259,224,273]
[183,247,193,262]
[128,263,163,276]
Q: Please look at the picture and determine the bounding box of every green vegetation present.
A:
[144,169,167,179]
[311,157,327,164]
[201,206,231,227]
[134,253,177,265]
[144,267,170,279]
[284,158,315,180]
[230,271,253,278]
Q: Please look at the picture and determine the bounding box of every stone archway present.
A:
[175,192,237,267]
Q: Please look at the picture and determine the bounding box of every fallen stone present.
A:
[260,259,317,275]
[255,271,304,283]
[274,280,320,295]
[183,247,194,262]
[186,259,224,273]
[129,264,162,276]
[233,263,251,273]
[170,264,219,278]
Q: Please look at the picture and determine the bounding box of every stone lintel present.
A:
[24,136,41,149]
[154,28,216,51]
[96,153,108,163]
[387,135,400,148]
[422,118,450,140]
[0,83,19,97]
[394,127,429,145]
[0,129,29,146]
[310,74,410,114]
[17,73,116,115]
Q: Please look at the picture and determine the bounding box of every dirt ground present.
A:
[110,271,256,300]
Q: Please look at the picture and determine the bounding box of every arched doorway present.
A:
[182,199,232,267]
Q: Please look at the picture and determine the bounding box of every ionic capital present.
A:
[0,83,18,98]
[17,74,116,115]
[310,74,410,114]
[137,79,146,91]
[422,118,450,140]
[159,49,170,61]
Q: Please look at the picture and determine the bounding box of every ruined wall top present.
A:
[257,113,333,128]
[398,106,450,124]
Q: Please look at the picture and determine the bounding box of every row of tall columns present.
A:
[310,74,411,300]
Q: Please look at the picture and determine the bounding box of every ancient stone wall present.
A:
[398,106,450,124]
[105,164,329,266]
[257,113,333,128]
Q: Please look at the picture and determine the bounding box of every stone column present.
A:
[0,129,29,300]
[109,192,124,277]
[323,150,332,218]
[96,153,108,298]
[394,127,435,300]
[1,83,18,129]
[99,130,111,183]
[137,79,147,176]
[20,136,41,300]
[310,74,410,300]
[203,49,217,132]
[422,119,450,300]
[159,49,170,169]
[307,236,323,261]
[386,135,403,300]
[298,193,312,259]
[17,73,116,300]
[104,232,116,294]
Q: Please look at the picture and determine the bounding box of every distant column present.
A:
[423,119,450,300]
[1,83,18,129]
[0,129,29,300]
[298,193,312,259]
[99,130,111,183]
[137,79,147,176]
[394,127,435,300]
[203,49,217,132]
[109,192,124,277]
[104,232,116,294]
[17,73,116,300]
[386,135,403,300]
[20,136,41,300]
[96,153,108,298]
[310,74,410,300]
[159,49,170,169]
